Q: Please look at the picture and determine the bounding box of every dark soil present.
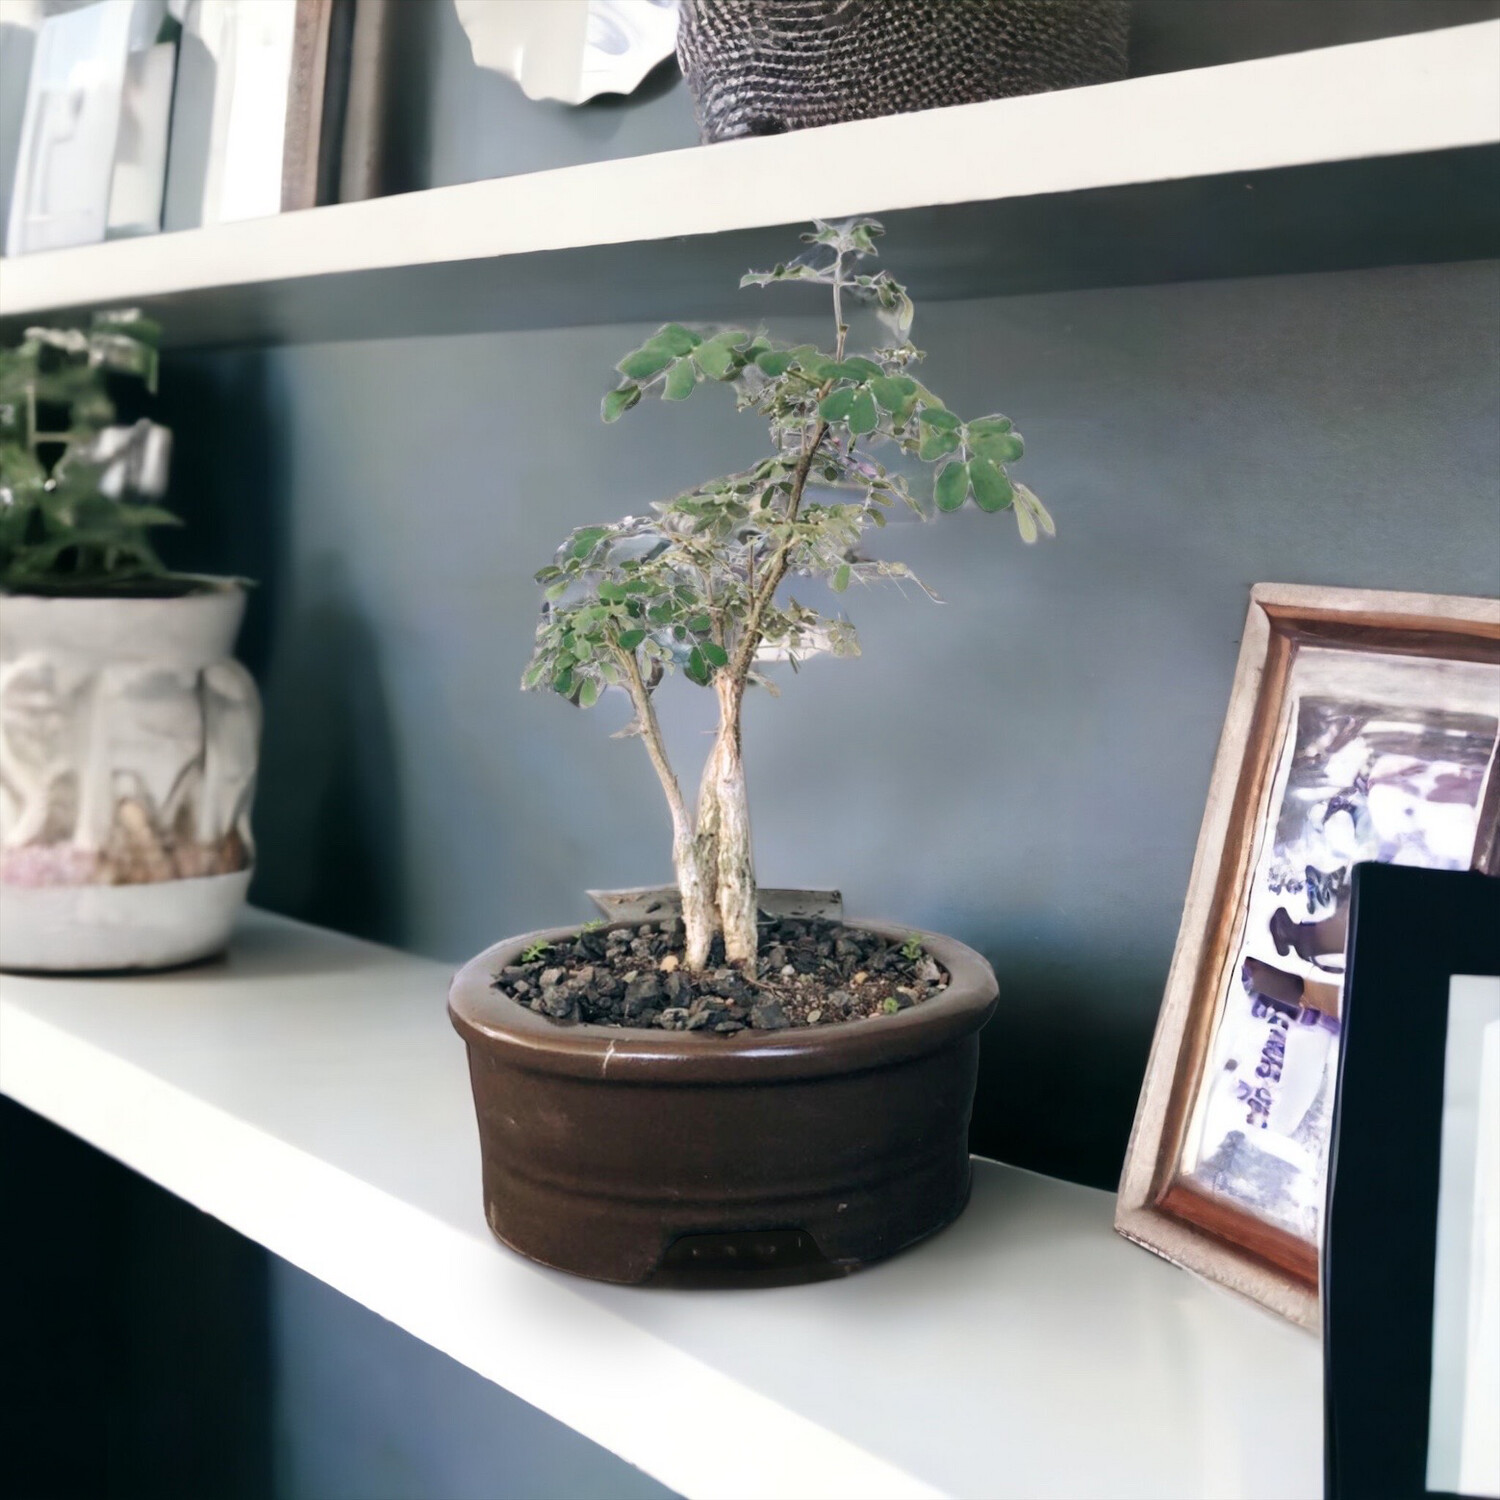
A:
[492,916,950,1033]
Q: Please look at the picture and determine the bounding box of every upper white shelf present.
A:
[1,910,1320,1500]
[2,22,1496,345]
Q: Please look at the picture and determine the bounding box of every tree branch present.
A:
[726,418,828,685]
[615,645,692,846]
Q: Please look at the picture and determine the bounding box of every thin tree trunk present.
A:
[676,823,717,972]
[617,645,716,969]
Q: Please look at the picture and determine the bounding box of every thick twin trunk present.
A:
[707,677,757,963]
[675,823,718,972]
[678,678,757,969]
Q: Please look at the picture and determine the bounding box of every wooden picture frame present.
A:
[1116,584,1500,1329]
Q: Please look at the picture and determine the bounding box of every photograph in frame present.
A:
[1116,584,1500,1328]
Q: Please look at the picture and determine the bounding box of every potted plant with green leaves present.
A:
[449,220,1053,1283]
[0,311,260,971]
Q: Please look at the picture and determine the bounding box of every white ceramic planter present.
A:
[0,583,260,970]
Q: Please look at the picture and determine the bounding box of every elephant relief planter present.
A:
[450,220,1052,1284]
[0,311,259,972]
[0,585,259,970]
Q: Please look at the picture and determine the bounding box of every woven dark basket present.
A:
[678,0,1130,144]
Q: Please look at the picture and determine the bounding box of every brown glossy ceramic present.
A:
[449,919,999,1284]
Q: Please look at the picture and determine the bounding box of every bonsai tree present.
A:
[0,309,177,594]
[524,219,1052,972]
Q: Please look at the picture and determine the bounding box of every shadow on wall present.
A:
[157,352,408,948]
[1128,0,1500,72]
[157,350,283,678]
[250,562,409,947]
[911,890,1160,1191]
[970,950,1158,1192]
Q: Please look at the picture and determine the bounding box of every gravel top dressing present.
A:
[492,915,951,1033]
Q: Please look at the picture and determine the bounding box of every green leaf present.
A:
[553,665,575,695]
[686,614,713,633]
[693,340,737,380]
[602,384,641,422]
[617,628,646,650]
[653,324,701,356]
[848,389,878,435]
[919,407,960,430]
[1014,482,1055,544]
[571,527,608,558]
[833,357,882,381]
[545,580,569,600]
[966,415,1013,439]
[869,375,917,412]
[756,349,795,377]
[970,430,1024,464]
[578,678,600,708]
[831,563,851,593]
[662,359,697,401]
[685,646,709,685]
[119,505,181,527]
[918,421,961,462]
[618,345,674,380]
[818,388,856,422]
[969,456,1015,513]
[700,641,728,667]
[1014,499,1038,543]
[798,353,838,381]
[934,460,969,512]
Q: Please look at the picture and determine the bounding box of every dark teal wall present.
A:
[164,257,1500,1192]
[9,7,1500,1496]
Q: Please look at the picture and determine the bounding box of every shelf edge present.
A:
[3,19,1497,322]
[0,983,943,1500]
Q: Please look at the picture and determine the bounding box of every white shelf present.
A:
[1,22,1497,348]
[1,910,1321,1500]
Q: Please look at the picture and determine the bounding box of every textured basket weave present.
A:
[678,0,1130,144]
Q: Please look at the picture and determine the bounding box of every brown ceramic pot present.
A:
[449,919,999,1284]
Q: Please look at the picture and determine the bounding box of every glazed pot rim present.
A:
[449,917,998,1083]
[0,575,245,604]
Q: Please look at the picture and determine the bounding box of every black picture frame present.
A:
[1324,862,1500,1500]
